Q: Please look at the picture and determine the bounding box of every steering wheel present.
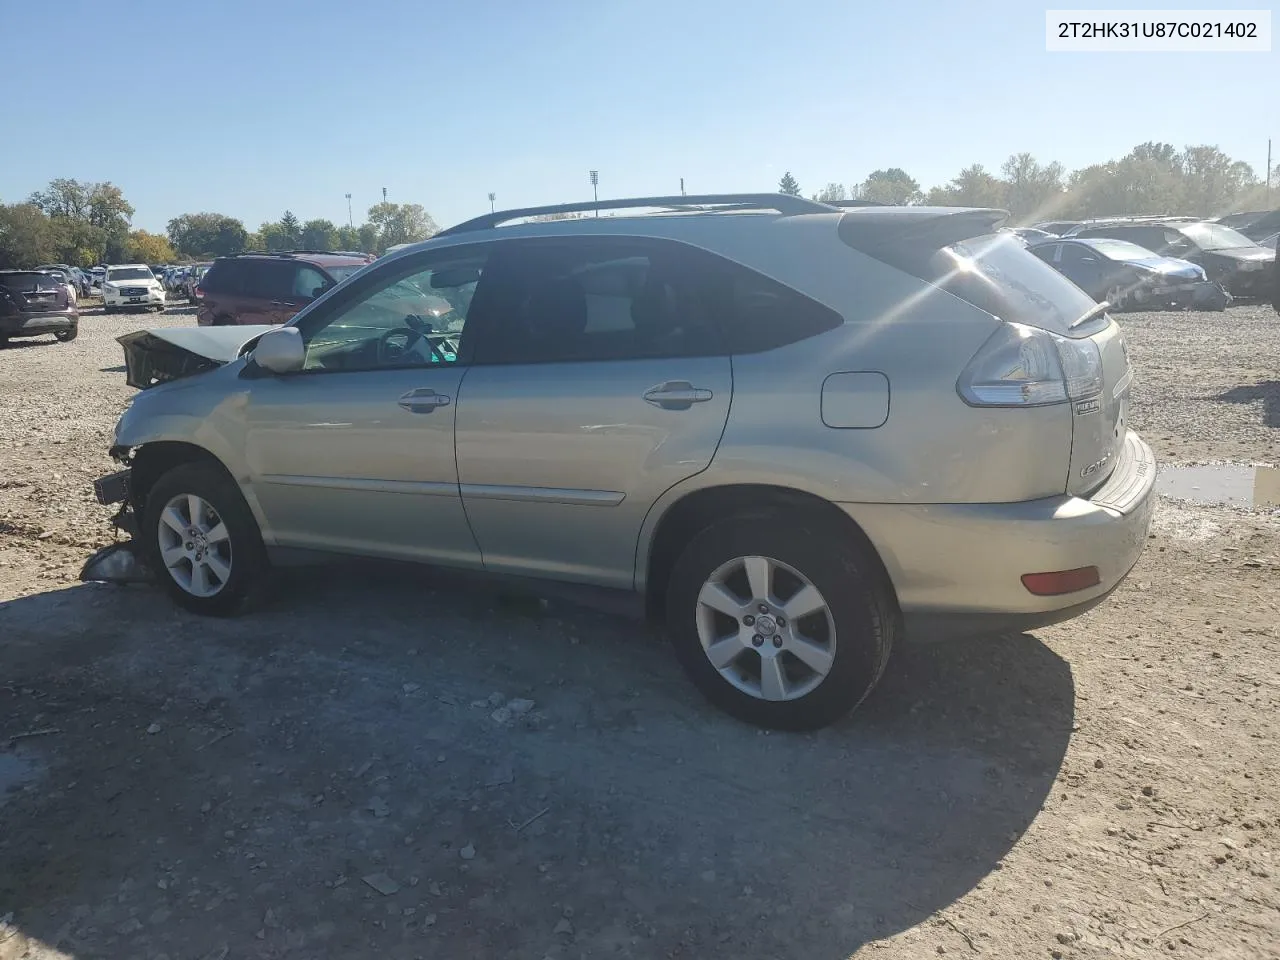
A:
[377,327,421,365]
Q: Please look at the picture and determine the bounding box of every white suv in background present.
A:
[102,264,166,313]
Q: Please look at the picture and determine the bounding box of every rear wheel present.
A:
[54,326,78,342]
[665,515,897,730]
[142,462,269,616]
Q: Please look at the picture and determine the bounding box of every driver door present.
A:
[240,246,488,566]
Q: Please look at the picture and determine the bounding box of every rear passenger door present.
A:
[454,237,732,589]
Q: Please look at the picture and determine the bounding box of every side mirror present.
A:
[253,326,305,374]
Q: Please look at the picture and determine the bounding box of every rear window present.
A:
[0,272,60,291]
[928,236,1102,337]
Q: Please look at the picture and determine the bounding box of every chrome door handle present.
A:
[270,300,298,307]
[398,388,452,413]
[642,381,713,410]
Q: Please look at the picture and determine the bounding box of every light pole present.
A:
[345,193,352,228]
[382,187,387,205]
[589,170,599,217]
[488,192,496,213]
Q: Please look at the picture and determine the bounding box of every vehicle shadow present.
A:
[0,568,1073,959]
[1214,379,1280,428]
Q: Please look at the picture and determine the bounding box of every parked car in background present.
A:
[1003,227,1058,246]
[33,265,79,304]
[195,251,370,326]
[38,264,91,297]
[1028,237,1225,310]
[0,270,79,345]
[102,264,166,312]
[183,262,212,303]
[1217,210,1280,242]
[90,266,106,290]
[1071,220,1276,300]
[101,195,1156,730]
[1033,220,1084,235]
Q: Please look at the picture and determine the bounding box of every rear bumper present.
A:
[0,311,78,335]
[841,431,1156,641]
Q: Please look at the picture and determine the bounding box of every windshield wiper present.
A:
[1069,300,1110,330]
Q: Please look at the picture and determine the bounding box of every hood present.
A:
[106,277,162,288]
[1127,256,1204,279]
[1204,246,1274,263]
[117,325,277,389]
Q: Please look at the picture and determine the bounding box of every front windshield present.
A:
[107,267,154,281]
[1083,239,1162,260]
[1178,222,1257,251]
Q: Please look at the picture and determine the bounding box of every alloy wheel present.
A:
[694,555,837,702]
[156,493,233,597]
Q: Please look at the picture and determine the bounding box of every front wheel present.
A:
[142,462,269,616]
[54,327,78,342]
[665,516,897,730]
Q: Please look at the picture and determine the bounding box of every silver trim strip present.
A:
[260,475,458,497]
[460,484,625,507]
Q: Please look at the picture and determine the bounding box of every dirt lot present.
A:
[2,304,1278,960]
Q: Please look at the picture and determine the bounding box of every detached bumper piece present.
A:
[94,469,131,506]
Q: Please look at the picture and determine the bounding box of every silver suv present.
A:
[98,194,1156,730]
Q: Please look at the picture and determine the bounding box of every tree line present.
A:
[4,144,1275,269]
[0,181,440,268]
[777,141,1278,223]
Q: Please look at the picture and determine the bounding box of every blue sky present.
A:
[2,0,1274,233]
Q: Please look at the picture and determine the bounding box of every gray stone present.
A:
[362,873,400,896]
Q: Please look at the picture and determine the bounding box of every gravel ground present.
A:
[1,303,1278,959]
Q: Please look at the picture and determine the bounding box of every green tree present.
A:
[366,202,438,253]
[1179,145,1256,217]
[279,210,301,248]
[925,164,1006,208]
[356,223,380,254]
[335,225,361,250]
[857,168,922,205]
[813,182,847,203]
[1000,153,1066,223]
[778,171,802,197]
[0,203,59,268]
[299,218,339,251]
[166,213,249,258]
[258,221,291,252]
[28,178,92,220]
[87,183,134,232]
[128,229,176,263]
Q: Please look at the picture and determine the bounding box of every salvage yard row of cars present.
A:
[1013,212,1277,308]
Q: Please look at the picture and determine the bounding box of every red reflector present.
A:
[194,286,205,299]
[1020,567,1101,596]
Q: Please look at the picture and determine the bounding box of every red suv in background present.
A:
[194,252,373,326]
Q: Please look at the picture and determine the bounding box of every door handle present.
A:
[642,380,714,410]
[270,300,298,308]
[398,388,452,413]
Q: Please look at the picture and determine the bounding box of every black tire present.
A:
[142,461,269,616]
[54,326,78,342]
[665,514,897,731]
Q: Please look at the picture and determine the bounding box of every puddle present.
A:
[1155,464,1280,510]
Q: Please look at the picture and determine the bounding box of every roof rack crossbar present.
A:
[436,193,834,237]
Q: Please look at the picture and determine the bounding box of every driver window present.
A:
[300,251,488,372]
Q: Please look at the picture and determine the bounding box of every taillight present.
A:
[957,322,1103,407]
[194,286,205,300]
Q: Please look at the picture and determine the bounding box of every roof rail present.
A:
[436,193,834,237]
